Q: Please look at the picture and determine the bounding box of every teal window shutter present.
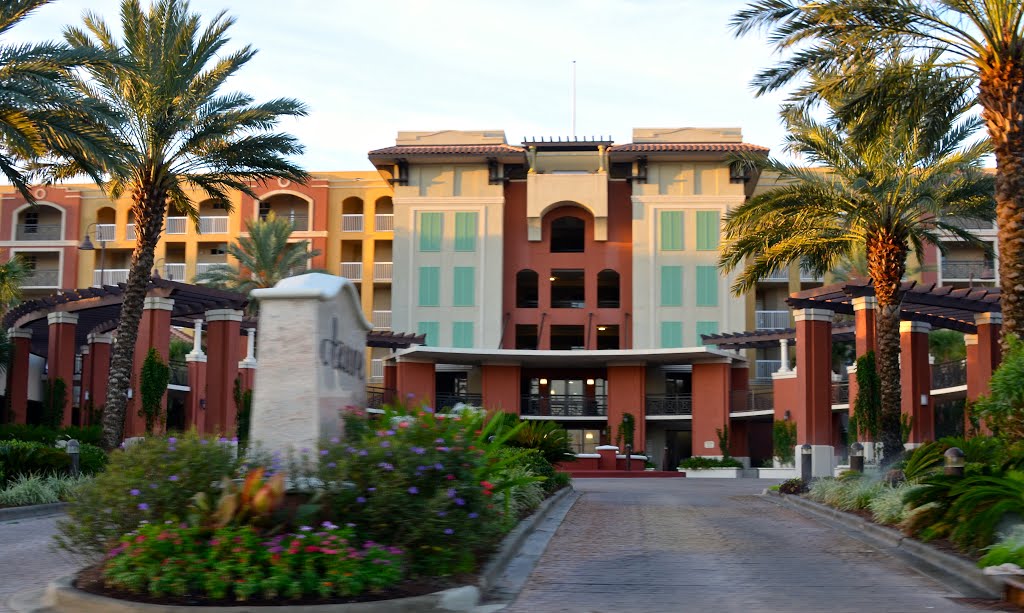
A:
[418,266,440,306]
[696,321,719,346]
[660,321,683,348]
[454,212,478,251]
[660,266,683,306]
[418,321,440,347]
[453,267,475,306]
[696,211,720,251]
[452,322,474,348]
[660,210,684,251]
[419,212,443,252]
[695,266,719,306]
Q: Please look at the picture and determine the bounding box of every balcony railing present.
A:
[94,269,130,286]
[262,213,308,231]
[372,310,392,329]
[15,224,61,240]
[95,224,116,241]
[755,359,783,380]
[199,216,229,234]
[168,359,188,386]
[375,214,394,232]
[341,262,363,280]
[755,310,790,330]
[945,216,994,230]
[761,269,790,281]
[342,214,364,232]
[932,360,967,389]
[832,382,849,405]
[645,394,692,416]
[370,358,384,381]
[942,260,996,280]
[800,265,823,281]
[366,385,395,409]
[374,262,393,282]
[23,268,59,287]
[748,387,774,412]
[126,224,136,241]
[162,263,186,281]
[436,393,483,410]
[166,217,187,235]
[521,394,607,417]
[195,262,227,276]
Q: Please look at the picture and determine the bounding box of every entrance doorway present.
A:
[664,430,692,471]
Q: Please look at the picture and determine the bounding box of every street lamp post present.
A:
[78,223,108,286]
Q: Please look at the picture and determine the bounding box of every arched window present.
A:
[550,216,584,253]
[597,269,620,308]
[516,269,538,308]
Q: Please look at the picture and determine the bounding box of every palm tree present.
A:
[193,214,322,307]
[719,84,994,460]
[64,0,309,449]
[731,1,1024,349]
[0,256,30,314]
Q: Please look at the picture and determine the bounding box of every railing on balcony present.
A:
[366,385,396,409]
[945,216,994,230]
[342,214,364,232]
[370,358,384,381]
[263,213,308,231]
[15,224,61,240]
[95,224,116,242]
[375,214,394,232]
[755,360,783,380]
[832,382,849,405]
[24,268,59,287]
[372,310,392,329]
[942,260,996,280]
[761,269,790,281]
[748,387,774,412]
[162,263,186,281]
[932,360,967,389]
[374,262,393,282]
[521,394,607,417]
[341,262,363,280]
[755,310,790,330]
[800,265,823,281]
[195,262,227,276]
[198,216,229,234]
[166,217,187,235]
[645,394,693,416]
[94,269,130,286]
[168,359,188,386]
[436,393,483,409]
[126,224,136,241]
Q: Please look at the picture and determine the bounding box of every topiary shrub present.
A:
[778,478,808,495]
[678,456,743,470]
[772,420,797,466]
[0,441,70,485]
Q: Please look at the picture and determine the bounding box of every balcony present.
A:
[755,359,783,380]
[166,217,187,235]
[800,265,823,282]
[162,263,186,281]
[366,385,396,408]
[15,224,61,241]
[761,269,790,281]
[945,216,994,231]
[436,393,483,410]
[747,387,774,412]
[942,260,996,281]
[342,214,364,232]
[932,360,967,389]
[95,224,116,241]
[195,262,227,276]
[645,394,692,416]
[126,224,136,241]
[521,394,607,417]
[374,262,393,282]
[755,310,790,330]
[372,310,392,329]
[341,262,363,280]
[370,358,384,381]
[23,268,59,287]
[263,213,308,231]
[168,359,188,386]
[831,382,849,405]
[94,269,130,286]
[375,214,394,232]
[199,216,229,234]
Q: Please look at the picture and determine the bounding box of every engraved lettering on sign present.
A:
[320,317,364,379]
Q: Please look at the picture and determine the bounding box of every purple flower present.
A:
[434,463,444,470]
[424,407,435,413]
[168,475,179,482]
[411,447,425,455]
[129,489,141,496]
[468,512,479,519]
[199,439,209,445]
[356,497,366,504]
[269,546,283,553]
[380,441,391,448]
[300,447,310,454]
[358,450,368,456]
[330,437,340,444]
[167,437,177,444]
[444,528,454,535]
[367,487,377,492]
[435,438,445,444]
[437,511,447,517]
[406,392,416,399]
[417,465,427,471]
[408,486,419,495]
[300,525,313,532]
[385,429,395,436]
[218,437,228,443]
[138,503,149,511]
[327,462,337,469]
[455,498,465,506]
[321,521,338,529]
[377,462,394,471]
[320,449,329,456]
[149,483,158,489]
[446,488,456,499]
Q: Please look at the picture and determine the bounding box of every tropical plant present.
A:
[980,525,1024,568]
[772,420,797,466]
[233,377,252,449]
[973,335,1024,440]
[930,329,967,363]
[615,412,636,451]
[506,419,575,465]
[719,74,994,461]
[678,456,743,470]
[868,483,920,526]
[851,352,882,445]
[40,377,67,429]
[731,0,1024,349]
[189,468,285,529]
[902,441,945,482]
[138,348,169,434]
[946,470,1024,549]
[64,0,308,449]
[778,477,807,495]
[716,425,731,459]
[0,473,91,507]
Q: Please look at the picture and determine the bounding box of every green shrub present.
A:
[77,443,107,474]
[772,420,797,465]
[901,441,945,482]
[41,378,68,429]
[974,335,1024,439]
[549,471,571,491]
[0,424,102,445]
[807,478,846,507]
[498,446,556,492]
[946,470,1024,550]
[836,478,884,511]
[0,473,91,507]
[139,348,170,433]
[504,418,575,465]
[678,456,743,469]
[980,525,1024,568]
[851,351,881,441]
[868,483,920,525]
[0,441,70,485]
[778,478,807,495]
[495,465,545,518]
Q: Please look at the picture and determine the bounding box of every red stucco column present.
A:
[607,363,646,451]
[794,308,834,477]
[396,359,435,409]
[848,296,877,418]
[7,328,32,424]
[729,364,750,461]
[205,308,243,436]
[967,312,1001,435]
[186,354,207,433]
[691,361,730,457]
[237,327,257,393]
[86,333,112,417]
[482,363,521,415]
[47,312,78,426]
[383,362,397,392]
[900,321,933,445]
[125,297,174,437]
[78,345,92,424]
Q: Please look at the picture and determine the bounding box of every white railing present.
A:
[342,214,364,232]
[761,269,790,281]
[755,359,783,380]
[800,265,823,281]
[372,310,392,329]
[195,262,226,275]
[166,217,187,234]
[755,310,790,330]
[24,268,59,287]
[94,269,130,286]
[163,263,186,281]
[340,262,363,280]
[95,224,116,242]
[374,262,393,282]
[199,216,229,234]
[126,224,136,241]
[371,358,384,381]
[375,214,394,232]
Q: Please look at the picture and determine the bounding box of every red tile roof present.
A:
[368,144,525,156]
[609,142,769,153]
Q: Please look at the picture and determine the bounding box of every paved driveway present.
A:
[0,514,77,613]
[505,479,998,613]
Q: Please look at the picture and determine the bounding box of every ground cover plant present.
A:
[678,456,743,470]
[0,473,91,506]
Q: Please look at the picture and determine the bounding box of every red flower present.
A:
[305,545,321,553]
[481,481,494,489]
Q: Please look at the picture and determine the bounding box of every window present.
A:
[453,267,475,306]
[515,324,538,349]
[258,201,271,218]
[696,211,720,251]
[419,212,443,252]
[660,266,683,306]
[550,269,585,308]
[597,269,620,308]
[550,216,585,253]
[695,266,719,306]
[210,244,227,255]
[665,373,691,395]
[454,212,477,251]
[660,210,684,250]
[452,322,474,348]
[596,324,619,350]
[566,429,602,454]
[696,321,719,345]
[550,325,585,350]
[211,201,229,210]
[23,210,39,233]
[660,321,683,348]
[516,270,538,308]
[22,254,37,270]
[418,266,440,306]
[417,321,440,346]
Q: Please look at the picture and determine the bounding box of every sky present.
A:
[12,0,795,172]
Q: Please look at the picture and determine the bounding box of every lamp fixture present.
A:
[549,276,556,281]
[597,326,607,331]
[539,378,548,385]
[78,235,95,251]
[586,378,595,385]
[585,432,594,440]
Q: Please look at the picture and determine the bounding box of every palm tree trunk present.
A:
[99,182,167,449]
[979,63,1024,350]
[867,234,907,463]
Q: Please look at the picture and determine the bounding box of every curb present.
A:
[0,502,67,522]
[766,490,1005,599]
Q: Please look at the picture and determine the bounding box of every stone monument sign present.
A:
[250,273,371,455]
